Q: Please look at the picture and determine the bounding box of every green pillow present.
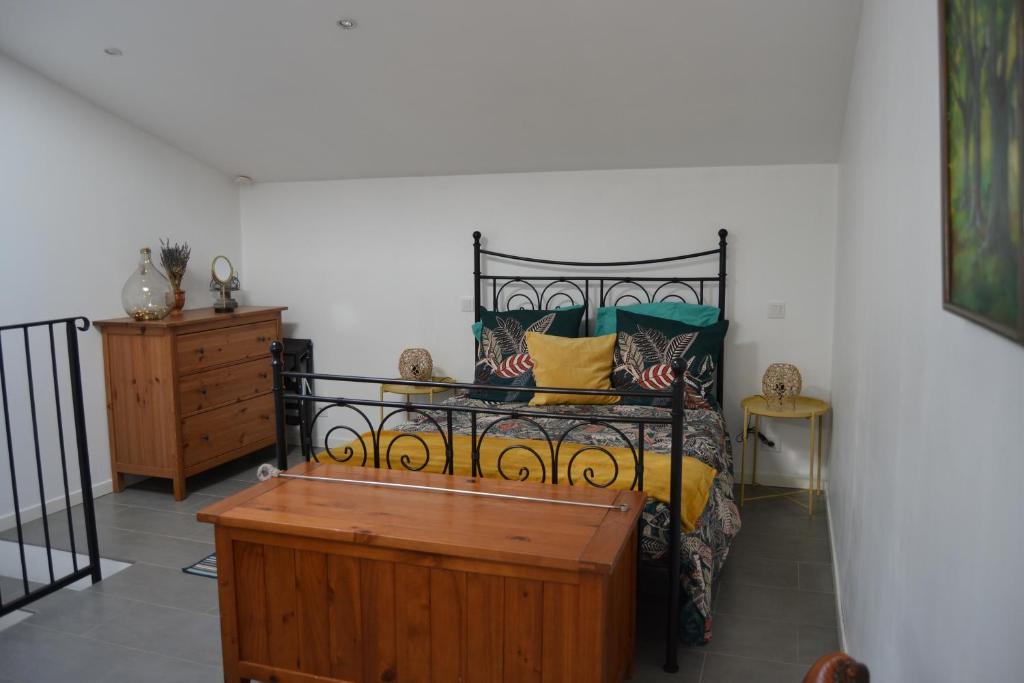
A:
[471,304,583,341]
[611,310,728,410]
[471,307,585,402]
[594,302,720,336]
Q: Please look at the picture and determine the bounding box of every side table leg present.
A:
[808,415,816,516]
[740,407,749,504]
[752,415,761,486]
[817,414,824,494]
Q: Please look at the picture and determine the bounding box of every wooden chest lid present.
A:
[198,462,646,575]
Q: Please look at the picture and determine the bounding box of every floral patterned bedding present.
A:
[391,395,741,644]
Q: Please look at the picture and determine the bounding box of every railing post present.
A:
[270,341,288,471]
[473,231,482,323]
[66,318,101,584]
[664,359,686,673]
[716,228,728,406]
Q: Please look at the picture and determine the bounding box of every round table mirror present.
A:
[211,255,238,312]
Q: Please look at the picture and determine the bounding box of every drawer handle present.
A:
[259,372,269,379]
[196,347,205,355]
[258,336,267,343]
[201,434,210,442]
[199,388,208,395]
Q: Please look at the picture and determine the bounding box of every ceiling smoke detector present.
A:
[336,18,357,29]
[234,175,254,186]
[103,47,123,56]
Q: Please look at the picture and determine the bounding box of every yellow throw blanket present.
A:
[318,431,716,533]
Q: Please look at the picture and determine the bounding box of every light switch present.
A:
[460,296,474,312]
[767,301,786,319]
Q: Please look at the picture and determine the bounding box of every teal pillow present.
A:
[594,302,720,336]
[471,304,583,341]
[611,310,728,410]
[471,307,585,402]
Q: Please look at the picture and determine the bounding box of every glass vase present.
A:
[121,247,172,321]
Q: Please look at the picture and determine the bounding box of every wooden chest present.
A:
[95,306,286,500]
[198,463,646,683]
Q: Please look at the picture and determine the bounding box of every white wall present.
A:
[0,53,240,523]
[830,2,1024,680]
[241,165,838,485]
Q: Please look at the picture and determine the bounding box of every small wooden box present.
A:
[198,463,646,683]
[95,306,286,500]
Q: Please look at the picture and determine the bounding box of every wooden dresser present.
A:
[199,464,645,683]
[95,306,286,500]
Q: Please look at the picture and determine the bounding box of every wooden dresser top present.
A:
[198,462,646,575]
[94,306,287,330]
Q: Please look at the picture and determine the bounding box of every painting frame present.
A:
[940,0,1024,346]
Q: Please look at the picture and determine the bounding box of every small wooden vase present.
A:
[170,290,186,315]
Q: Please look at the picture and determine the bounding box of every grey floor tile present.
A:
[19,587,139,635]
[83,600,222,667]
[0,622,221,683]
[96,525,214,569]
[798,561,835,593]
[798,624,840,665]
[703,613,800,663]
[0,575,43,600]
[736,497,828,539]
[727,528,831,563]
[98,487,220,515]
[717,554,799,590]
[89,562,218,614]
[795,590,838,628]
[715,581,837,628]
[93,500,210,542]
[187,476,255,498]
[701,652,808,683]
[0,508,90,553]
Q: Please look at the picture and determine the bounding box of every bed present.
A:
[269,230,740,673]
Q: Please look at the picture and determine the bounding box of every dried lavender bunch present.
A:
[159,238,191,292]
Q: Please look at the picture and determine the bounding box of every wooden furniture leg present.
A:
[112,470,125,493]
[173,473,186,502]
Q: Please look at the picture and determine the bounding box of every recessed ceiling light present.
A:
[103,47,123,56]
[336,18,357,29]
[234,175,254,185]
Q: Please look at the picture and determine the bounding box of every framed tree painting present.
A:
[941,0,1024,345]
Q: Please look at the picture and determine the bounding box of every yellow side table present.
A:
[739,395,830,516]
[379,377,455,422]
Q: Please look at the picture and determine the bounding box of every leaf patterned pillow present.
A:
[612,311,729,409]
[471,308,585,402]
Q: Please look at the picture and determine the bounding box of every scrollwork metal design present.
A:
[476,416,555,483]
[556,421,640,489]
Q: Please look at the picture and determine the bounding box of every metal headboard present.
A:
[472,229,728,405]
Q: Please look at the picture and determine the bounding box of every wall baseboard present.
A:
[824,487,847,651]
[0,478,113,533]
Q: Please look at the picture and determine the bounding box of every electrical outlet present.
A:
[767,301,786,319]
[460,296,474,313]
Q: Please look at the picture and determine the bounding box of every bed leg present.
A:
[664,359,685,673]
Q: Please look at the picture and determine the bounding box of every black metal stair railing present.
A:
[0,316,101,616]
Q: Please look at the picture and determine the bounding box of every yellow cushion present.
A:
[525,332,620,406]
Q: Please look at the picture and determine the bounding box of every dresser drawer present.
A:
[180,393,275,468]
[176,320,277,375]
[178,358,272,416]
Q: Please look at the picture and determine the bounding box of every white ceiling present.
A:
[0,0,862,182]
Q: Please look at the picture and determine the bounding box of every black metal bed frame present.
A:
[270,229,727,673]
[0,316,101,617]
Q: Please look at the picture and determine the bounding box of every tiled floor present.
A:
[0,454,837,683]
